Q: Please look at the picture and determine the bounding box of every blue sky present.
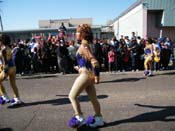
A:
[0,0,136,30]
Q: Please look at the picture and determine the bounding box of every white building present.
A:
[112,0,175,41]
[39,18,93,28]
[1,18,114,41]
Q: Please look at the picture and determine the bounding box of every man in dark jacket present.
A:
[93,39,103,71]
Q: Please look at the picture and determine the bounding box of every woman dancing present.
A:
[144,38,154,76]
[0,34,23,107]
[68,24,104,128]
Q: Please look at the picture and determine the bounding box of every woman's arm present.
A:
[150,44,154,56]
[1,47,7,65]
[80,42,99,67]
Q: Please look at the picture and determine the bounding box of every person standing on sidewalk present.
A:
[68,24,104,128]
[0,34,23,107]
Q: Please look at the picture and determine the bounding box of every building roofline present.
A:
[0,28,58,33]
[112,0,142,23]
[0,25,102,33]
[39,17,93,21]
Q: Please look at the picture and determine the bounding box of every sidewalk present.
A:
[15,69,175,79]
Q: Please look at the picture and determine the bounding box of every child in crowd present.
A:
[108,46,115,72]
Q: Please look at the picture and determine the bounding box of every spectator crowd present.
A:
[10,32,175,76]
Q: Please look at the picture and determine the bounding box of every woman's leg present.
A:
[8,67,20,98]
[0,84,7,96]
[85,84,102,116]
[0,71,7,96]
[85,81,104,128]
[144,57,149,70]
[148,61,152,70]
[69,73,89,115]
[0,71,10,104]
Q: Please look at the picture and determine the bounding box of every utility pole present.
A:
[0,0,3,31]
[0,14,3,31]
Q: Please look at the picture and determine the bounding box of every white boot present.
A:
[148,70,153,76]
[1,95,10,103]
[10,97,23,106]
[89,116,104,128]
[75,115,86,127]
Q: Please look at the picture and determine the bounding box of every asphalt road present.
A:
[0,70,175,131]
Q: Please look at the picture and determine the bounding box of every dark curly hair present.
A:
[146,37,154,44]
[0,34,11,46]
[76,24,93,43]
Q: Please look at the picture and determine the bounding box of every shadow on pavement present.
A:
[8,95,108,109]
[101,77,146,83]
[77,125,100,131]
[156,72,175,76]
[102,104,175,128]
[21,75,58,79]
[0,128,13,131]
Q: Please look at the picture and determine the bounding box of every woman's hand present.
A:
[74,66,79,72]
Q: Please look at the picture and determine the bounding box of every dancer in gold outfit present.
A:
[68,24,104,128]
[0,34,23,107]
